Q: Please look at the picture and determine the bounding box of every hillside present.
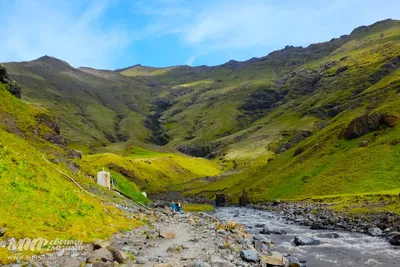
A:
[2,19,400,204]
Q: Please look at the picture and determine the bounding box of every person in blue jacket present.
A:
[171,201,176,214]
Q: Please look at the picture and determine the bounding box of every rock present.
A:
[239,190,249,207]
[0,228,5,237]
[240,249,260,262]
[112,249,127,263]
[273,199,281,206]
[215,194,227,207]
[260,251,284,266]
[192,259,206,267]
[344,111,399,139]
[159,231,176,239]
[154,264,172,267]
[93,239,110,250]
[93,262,114,267]
[293,236,321,246]
[60,258,81,267]
[86,248,113,263]
[317,233,340,239]
[368,227,383,236]
[217,229,228,235]
[260,226,287,235]
[359,140,370,147]
[387,231,400,245]
[310,223,326,230]
[0,64,21,98]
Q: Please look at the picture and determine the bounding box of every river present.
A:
[214,207,400,267]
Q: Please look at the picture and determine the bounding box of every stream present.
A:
[214,207,400,267]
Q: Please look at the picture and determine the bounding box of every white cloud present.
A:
[140,0,400,63]
[0,0,133,69]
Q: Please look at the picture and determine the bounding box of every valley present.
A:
[1,18,400,265]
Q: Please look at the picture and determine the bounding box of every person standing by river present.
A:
[171,201,176,214]
[177,201,183,214]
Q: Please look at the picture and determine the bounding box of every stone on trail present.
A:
[112,249,128,263]
[260,251,285,266]
[159,231,176,239]
[60,258,81,267]
[192,259,206,267]
[86,247,114,263]
[293,236,321,246]
[92,239,111,250]
[240,249,260,262]
[93,261,114,267]
[154,264,172,267]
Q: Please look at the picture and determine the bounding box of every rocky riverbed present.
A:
[251,201,400,246]
[4,205,400,267]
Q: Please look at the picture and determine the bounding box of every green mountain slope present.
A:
[3,19,400,203]
[0,75,145,263]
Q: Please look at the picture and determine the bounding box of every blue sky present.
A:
[0,0,399,69]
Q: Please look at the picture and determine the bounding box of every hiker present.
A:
[171,201,176,214]
[177,201,183,214]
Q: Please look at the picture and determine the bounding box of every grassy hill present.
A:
[2,19,400,205]
[0,79,147,263]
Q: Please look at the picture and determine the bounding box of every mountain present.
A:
[3,19,400,204]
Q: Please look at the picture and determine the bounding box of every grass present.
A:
[79,147,221,195]
[0,84,143,264]
[183,203,214,212]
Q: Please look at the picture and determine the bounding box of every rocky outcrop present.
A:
[238,190,249,207]
[0,64,21,98]
[35,113,67,147]
[276,130,312,154]
[344,111,399,139]
[215,194,227,207]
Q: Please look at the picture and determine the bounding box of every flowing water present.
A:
[214,207,400,267]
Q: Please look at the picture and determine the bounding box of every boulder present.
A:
[344,111,399,139]
[154,264,172,267]
[86,247,113,263]
[387,231,400,246]
[260,251,284,266]
[293,236,321,246]
[260,226,287,235]
[112,249,127,263]
[240,249,260,262]
[159,231,176,239]
[0,228,5,237]
[92,239,110,250]
[310,223,326,230]
[368,227,383,236]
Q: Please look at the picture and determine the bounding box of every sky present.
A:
[0,0,399,69]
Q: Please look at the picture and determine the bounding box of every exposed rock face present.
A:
[238,190,249,207]
[215,194,227,207]
[0,64,21,98]
[344,111,399,139]
[35,113,67,147]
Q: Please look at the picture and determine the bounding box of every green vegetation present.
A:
[0,84,142,264]
[1,18,400,244]
[79,146,221,195]
[183,203,214,212]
